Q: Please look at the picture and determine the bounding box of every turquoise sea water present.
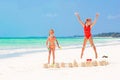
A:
[0,37,120,59]
[0,37,120,50]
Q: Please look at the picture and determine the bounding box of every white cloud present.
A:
[108,14,120,19]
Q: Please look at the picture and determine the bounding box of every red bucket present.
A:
[86,59,92,62]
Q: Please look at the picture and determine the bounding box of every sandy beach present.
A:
[0,42,120,80]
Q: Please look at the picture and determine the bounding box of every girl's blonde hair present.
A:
[49,29,54,36]
[85,18,92,24]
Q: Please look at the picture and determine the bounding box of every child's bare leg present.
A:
[81,38,87,59]
[48,49,51,64]
[89,37,98,59]
[52,48,55,64]
[93,45,98,59]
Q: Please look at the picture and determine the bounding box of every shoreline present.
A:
[0,39,120,51]
[0,37,119,50]
[0,40,120,60]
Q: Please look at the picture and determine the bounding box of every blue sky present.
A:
[0,0,120,37]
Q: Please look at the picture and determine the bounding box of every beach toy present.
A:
[102,55,108,58]
[48,48,50,50]
[48,48,50,51]
[85,59,93,67]
[59,46,62,49]
[86,59,92,62]
[50,63,56,68]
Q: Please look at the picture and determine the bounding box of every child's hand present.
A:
[58,46,60,48]
[47,45,49,49]
[75,12,81,19]
[96,13,99,17]
[74,12,79,16]
[58,46,62,49]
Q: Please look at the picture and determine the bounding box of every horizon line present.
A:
[0,32,120,38]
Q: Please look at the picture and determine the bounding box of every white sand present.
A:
[0,43,120,80]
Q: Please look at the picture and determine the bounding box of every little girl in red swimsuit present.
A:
[75,12,99,59]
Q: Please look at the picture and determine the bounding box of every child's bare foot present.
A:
[51,63,55,67]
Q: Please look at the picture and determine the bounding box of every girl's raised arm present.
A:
[91,13,99,28]
[75,12,85,27]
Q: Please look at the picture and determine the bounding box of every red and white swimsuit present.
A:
[84,25,91,39]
